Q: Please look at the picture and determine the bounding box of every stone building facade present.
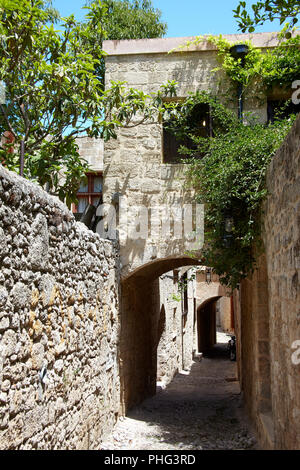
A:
[101,33,275,413]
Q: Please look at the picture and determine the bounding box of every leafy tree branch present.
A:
[0,0,170,206]
[233,0,300,32]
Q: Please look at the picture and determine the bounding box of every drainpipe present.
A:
[229,44,249,122]
[237,82,244,122]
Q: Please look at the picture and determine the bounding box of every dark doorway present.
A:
[197,299,217,353]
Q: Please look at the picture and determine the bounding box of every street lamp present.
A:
[223,209,234,248]
[229,44,249,122]
[229,44,249,64]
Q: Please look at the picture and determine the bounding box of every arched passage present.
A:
[123,255,202,286]
[119,256,202,413]
[197,296,221,353]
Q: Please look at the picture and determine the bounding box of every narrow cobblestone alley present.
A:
[100,331,258,451]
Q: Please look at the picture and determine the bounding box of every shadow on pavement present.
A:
[120,334,257,450]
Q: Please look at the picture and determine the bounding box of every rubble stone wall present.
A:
[0,165,120,450]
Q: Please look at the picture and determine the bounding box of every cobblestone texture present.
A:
[101,332,258,451]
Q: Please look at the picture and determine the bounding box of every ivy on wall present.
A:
[206,31,300,93]
[166,32,300,288]
[165,94,296,289]
[176,31,300,102]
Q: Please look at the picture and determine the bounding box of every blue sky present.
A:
[52,0,286,37]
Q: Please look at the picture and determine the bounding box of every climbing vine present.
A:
[170,271,196,302]
[176,31,300,103]
[166,91,296,289]
[207,30,300,92]
[166,32,300,288]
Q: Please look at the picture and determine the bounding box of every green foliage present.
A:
[85,0,167,87]
[101,0,167,40]
[0,0,169,206]
[170,292,181,302]
[168,91,295,289]
[233,0,300,32]
[260,33,300,89]
[191,33,300,97]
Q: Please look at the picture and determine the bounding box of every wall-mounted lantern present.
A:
[205,267,212,284]
[223,209,234,248]
[229,44,249,122]
[229,44,249,64]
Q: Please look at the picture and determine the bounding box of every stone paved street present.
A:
[100,332,258,450]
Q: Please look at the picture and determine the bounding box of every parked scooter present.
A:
[228,335,236,361]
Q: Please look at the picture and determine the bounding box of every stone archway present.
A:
[194,272,231,354]
[119,256,202,414]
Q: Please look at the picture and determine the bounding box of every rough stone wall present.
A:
[238,115,300,450]
[263,115,300,449]
[0,165,120,450]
